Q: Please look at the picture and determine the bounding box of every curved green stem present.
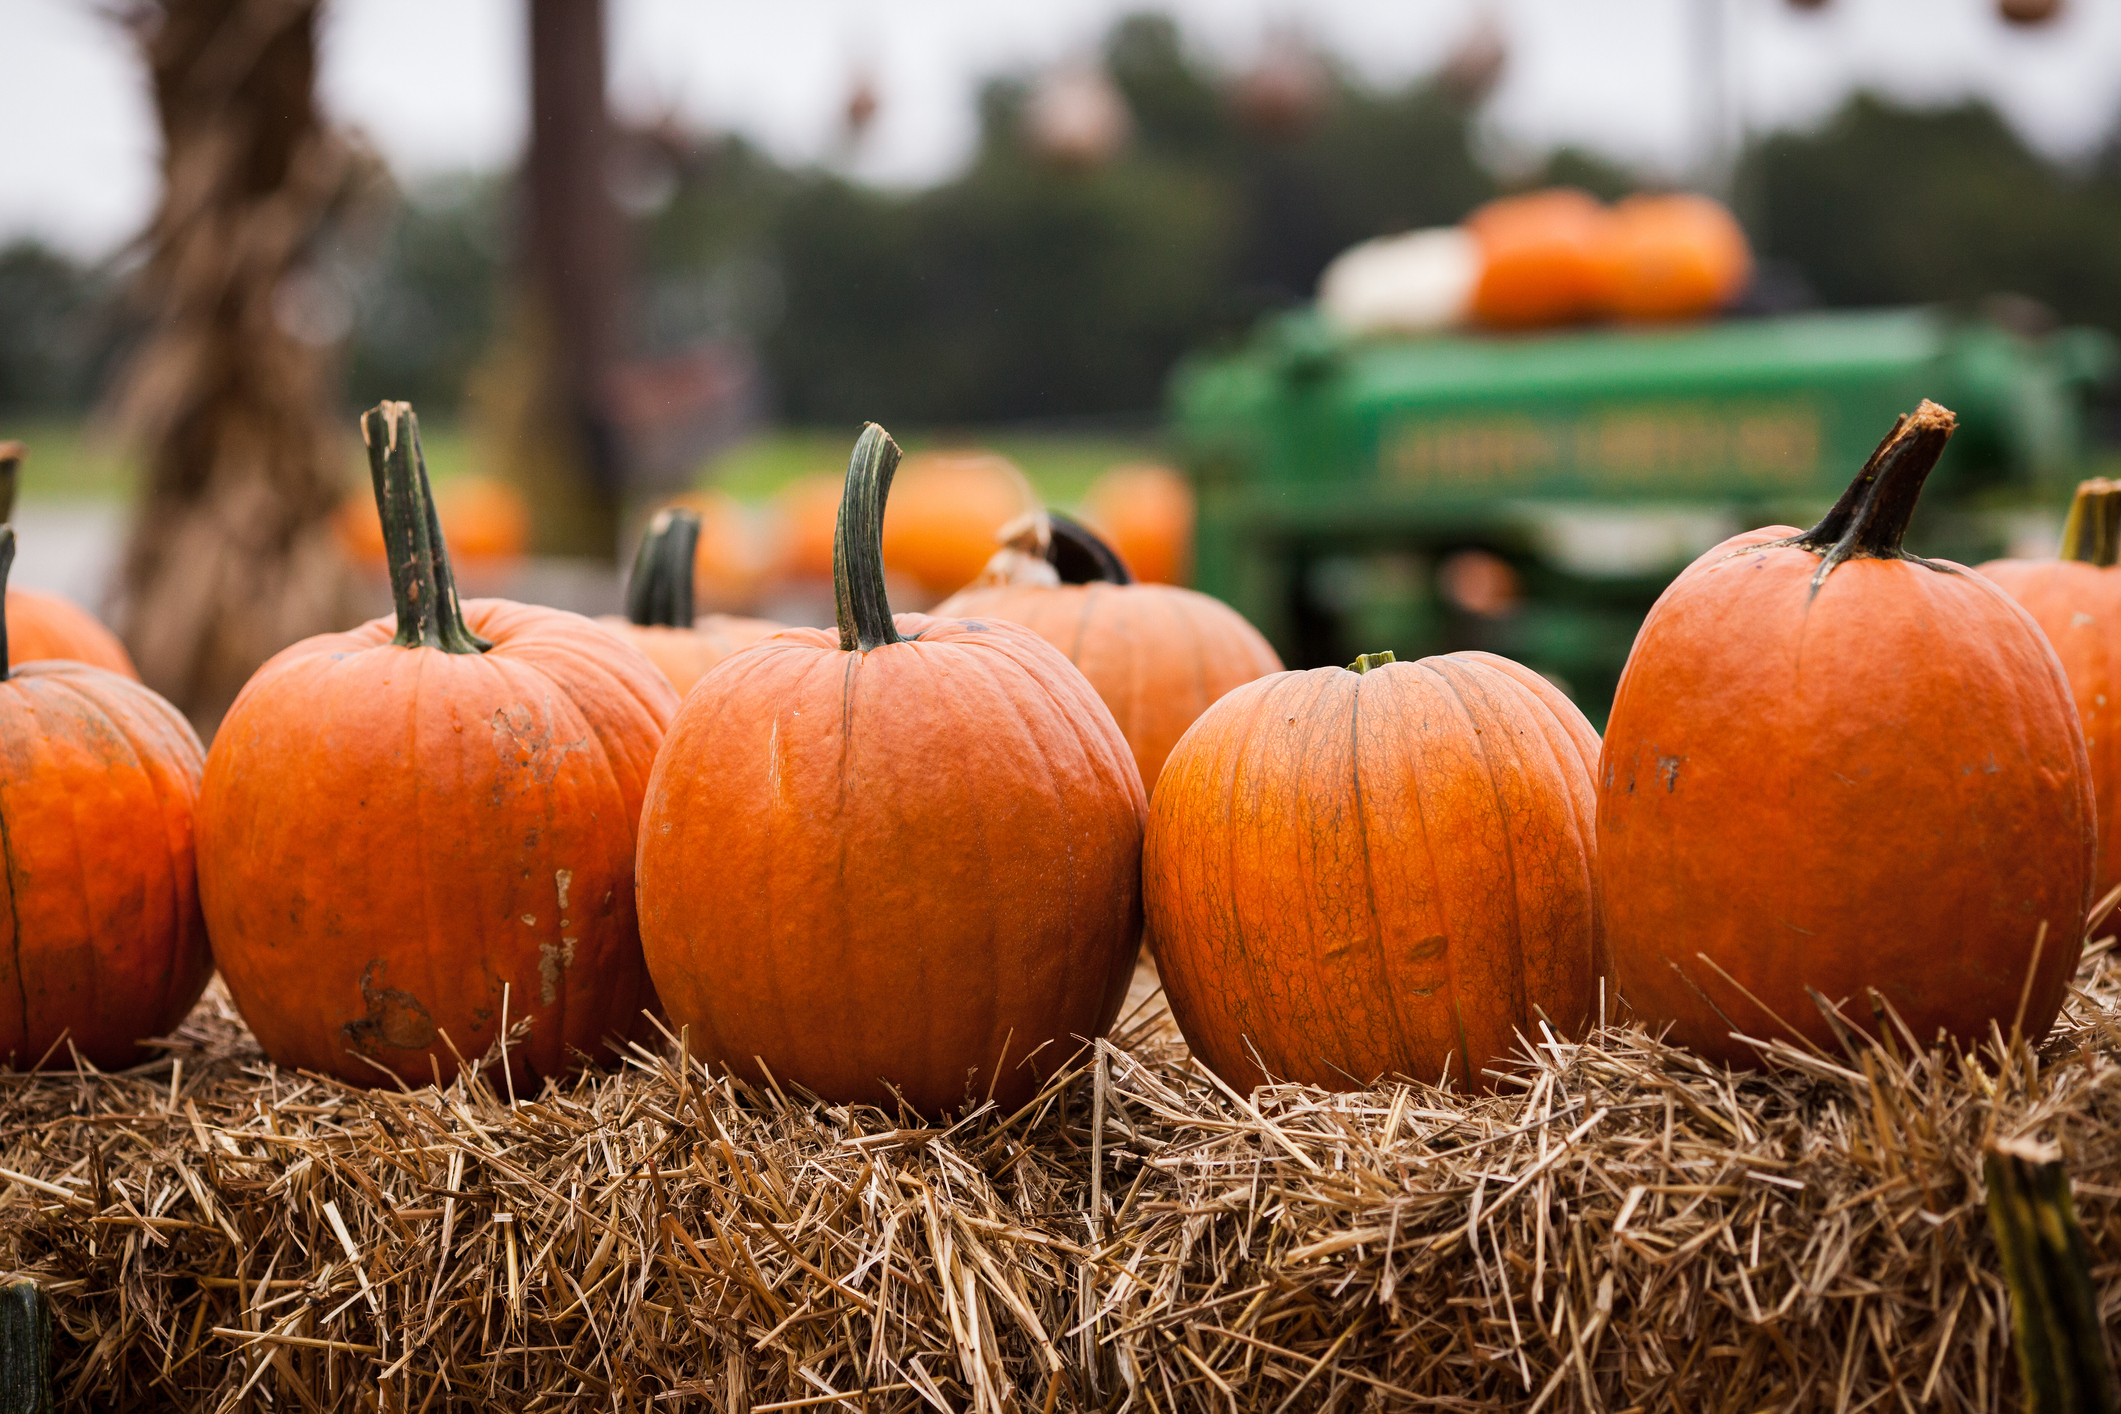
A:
[1046,511,1135,585]
[626,508,701,628]
[2058,478,2121,568]
[834,423,905,653]
[1348,650,1396,673]
[363,401,490,654]
[0,442,22,524]
[1793,400,1956,589]
[0,526,14,684]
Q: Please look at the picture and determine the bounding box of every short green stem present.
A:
[2058,478,2121,568]
[1348,651,1396,673]
[626,508,700,629]
[1794,400,1956,587]
[834,424,905,653]
[0,1277,52,1414]
[0,443,22,525]
[1046,511,1135,585]
[0,527,13,684]
[363,402,490,654]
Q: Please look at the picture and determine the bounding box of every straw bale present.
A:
[5,941,2119,1412]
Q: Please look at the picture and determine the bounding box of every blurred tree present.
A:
[109,0,375,728]
[0,242,114,412]
[345,177,507,413]
[1739,94,2121,335]
[463,0,631,558]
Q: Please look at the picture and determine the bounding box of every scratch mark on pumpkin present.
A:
[539,939,577,1007]
[1657,754,1683,793]
[555,869,573,913]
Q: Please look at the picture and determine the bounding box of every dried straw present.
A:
[5,941,2118,1412]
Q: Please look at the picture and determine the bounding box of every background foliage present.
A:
[4,13,2119,434]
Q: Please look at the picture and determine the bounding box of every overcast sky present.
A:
[5,0,2119,258]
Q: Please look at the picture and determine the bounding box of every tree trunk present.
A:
[109,0,371,730]
[471,0,628,559]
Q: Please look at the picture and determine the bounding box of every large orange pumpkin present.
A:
[0,443,138,680]
[0,525,211,1070]
[1593,192,1752,322]
[1082,461,1195,585]
[598,507,784,697]
[878,449,1037,597]
[199,403,679,1088]
[938,513,1281,790]
[1979,478,2121,900]
[1600,403,2091,1066]
[637,425,1146,1114]
[1466,187,1610,328]
[1144,648,1602,1090]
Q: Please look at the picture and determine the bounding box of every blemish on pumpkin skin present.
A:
[539,939,577,1006]
[1657,755,1683,793]
[343,960,437,1052]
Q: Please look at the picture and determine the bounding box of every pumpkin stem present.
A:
[1047,511,1135,585]
[835,423,906,652]
[1794,400,1957,587]
[0,442,22,524]
[0,526,13,684]
[1347,650,1396,673]
[626,508,700,629]
[363,401,491,655]
[2057,478,2121,568]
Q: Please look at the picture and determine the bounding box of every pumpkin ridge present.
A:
[0,780,25,1051]
[1454,655,1601,993]
[1345,666,1419,1084]
[1427,656,1536,1064]
[1390,665,1477,1086]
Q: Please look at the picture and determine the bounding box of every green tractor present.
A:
[1169,306,2115,721]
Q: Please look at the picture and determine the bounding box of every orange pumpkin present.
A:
[637,425,1145,1113]
[1601,403,2091,1066]
[1144,648,1602,1090]
[0,443,139,679]
[939,513,1281,790]
[1466,187,1610,328]
[1979,478,2121,900]
[335,486,389,565]
[0,525,211,1070]
[1082,461,1194,585]
[199,403,679,1087]
[663,489,772,611]
[879,449,1037,596]
[770,473,846,581]
[336,473,531,566]
[599,508,785,697]
[1594,192,1751,322]
[434,474,532,562]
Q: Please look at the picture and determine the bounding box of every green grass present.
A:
[1,419,139,501]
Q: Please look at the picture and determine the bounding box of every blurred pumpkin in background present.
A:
[770,473,846,582]
[662,489,771,611]
[336,473,531,566]
[1466,187,1610,328]
[1594,193,1752,322]
[879,449,1038,596]
[1083,462,1195,585]
[434,475,532,562]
